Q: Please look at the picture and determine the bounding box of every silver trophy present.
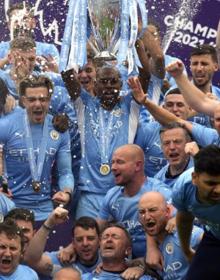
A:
[88,0,120,61]
[59,0,147,72]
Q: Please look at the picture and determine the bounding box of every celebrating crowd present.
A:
[0,2,220,280]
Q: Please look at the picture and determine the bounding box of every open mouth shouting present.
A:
[0,257,13,274]
[143,221,157,235]
[168,152,180,163]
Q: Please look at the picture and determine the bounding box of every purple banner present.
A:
[0,0,219,86]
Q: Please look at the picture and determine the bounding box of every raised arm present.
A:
[141,28,165,79]
[166,61,220,116]
[129,76,177,124]
[136,38,151,91]
[24,207,69,275]
[128,76,193,131]
[136,38,151,78]
[61,69,81,101]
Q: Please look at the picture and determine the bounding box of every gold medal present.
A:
[32,181,41,192]
[50,130,60,140]
[100,164,110,175]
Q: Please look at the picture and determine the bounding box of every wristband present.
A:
[42,223,53,231]
[132,95,142,105]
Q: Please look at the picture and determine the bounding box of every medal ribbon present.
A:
[136,0,148,39]
[24,110,49,183]
[99,107,114,165]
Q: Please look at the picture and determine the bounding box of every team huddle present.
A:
[0,2,220,280]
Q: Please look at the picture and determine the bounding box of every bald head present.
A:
[139,191,167,209]
[53,267,81,280]
[138,192,170,237]
[114,144,144,162]
[111,144,145,187]
[96,65,121,79]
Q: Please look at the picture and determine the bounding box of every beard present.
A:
[99,89,120,110]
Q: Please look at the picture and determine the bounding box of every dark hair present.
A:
[190,44,218,63]
[72,216,100,237]
[0,218,25,251]
[0,78,9,113]
[101,223,132,247]
[159,122,192,141]
[194,145,220,175]
[19,75,54,96]
[10,36,36,51]
[165,87,181,97]
[7,3,34,19]
[148,18,161,34]
[5,208,35,228]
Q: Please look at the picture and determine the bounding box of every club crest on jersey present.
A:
[166,243,174,254]
[50,130,59,140]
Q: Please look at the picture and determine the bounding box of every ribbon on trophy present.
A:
[127,0,138,74]
[117,0,129,67]
[59,0,76,72]
[68,0,81,71]
[136,0,148,38]
[59,0,88,72]
[117,0,148,74]
[24,110,49,192]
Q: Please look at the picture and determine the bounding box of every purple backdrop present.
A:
[0,0,219,86]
